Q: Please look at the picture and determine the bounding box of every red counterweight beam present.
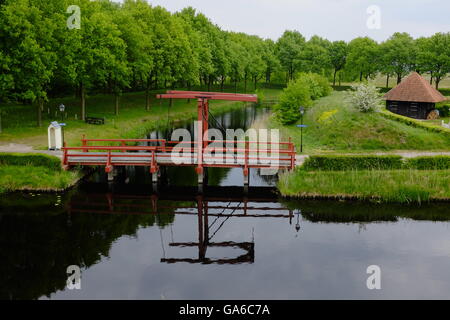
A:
[156,92,258,102]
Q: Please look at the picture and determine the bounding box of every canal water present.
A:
[1,104,450,300]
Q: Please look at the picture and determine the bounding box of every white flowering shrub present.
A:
[347,83,382,113]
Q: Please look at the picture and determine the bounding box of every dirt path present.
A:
[0,143,62,158]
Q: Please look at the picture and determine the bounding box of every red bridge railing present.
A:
[63,136,296,172]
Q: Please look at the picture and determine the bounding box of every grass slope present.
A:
[270,91,450,153]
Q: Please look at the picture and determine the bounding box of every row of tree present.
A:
[278,31,450,89]
[0,0,449,126]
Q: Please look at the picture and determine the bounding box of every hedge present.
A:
[379,109,450,136]
[405,156,450,170]
[301,155,450,171]
[0,153,62,171]
[301,155,404,171]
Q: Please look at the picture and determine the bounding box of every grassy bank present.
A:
[278,169,450,203]
[0,153,82,194]
[269,91,450,153]
[0,87,282,149]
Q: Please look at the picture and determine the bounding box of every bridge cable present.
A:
[208,202,242,241]
[208,201,233,230]
[204,107,238,163]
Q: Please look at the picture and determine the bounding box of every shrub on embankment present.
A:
[301,155,404,171]
[0,153,62,171]
[379,109,450,135]
[300,155,450,171]
[405,156,450,170]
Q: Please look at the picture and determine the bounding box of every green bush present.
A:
[436,104,450,117]
[301,155,404,171]
[439,88,450,96]
[379,109,450,135]
[273,77,313,125]
[296,72,332,100]
[273,72,332,125]
[405,156,450,170]
[0,153,62,171]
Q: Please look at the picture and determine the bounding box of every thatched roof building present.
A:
[383,72,446,119]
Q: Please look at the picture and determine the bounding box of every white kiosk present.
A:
[48,121,65,150]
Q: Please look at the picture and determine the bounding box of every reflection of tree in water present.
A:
[0,193,174,300]
[281,199,450,223]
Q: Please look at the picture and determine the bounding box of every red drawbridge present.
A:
[62,91,296,186]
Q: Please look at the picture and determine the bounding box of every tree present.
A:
[262,39,280,83]
[329,41,348,86]
[347,83,382,113]
[273,77,313,125]
[299,35,332,75]
[119,0,153,111]
[416,33,450,89]
[0,0,57,127]
[346,37,379,82]
[380,32,417,85]
[276,30,305,81]
[63,0,129,120]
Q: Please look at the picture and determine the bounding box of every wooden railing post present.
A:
[82,134,88,153]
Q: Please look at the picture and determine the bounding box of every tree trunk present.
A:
[359,72,363,82]
[397,74,402,84]
[80,82,86,121]
[254,76,257,90]
[145,87,150,111]
[386,74,390,88]
[430,72,433,85]
[0,111,2,134]
[333,69,337,86]
[220,76,225,92]
[37,98,43,127]
[436,77,440,90]
[115,94,119,116]
[244,74,247,92]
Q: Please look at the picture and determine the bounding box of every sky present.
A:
[132,0,450,42]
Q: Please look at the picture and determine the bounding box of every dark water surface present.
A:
[1,105,450,300]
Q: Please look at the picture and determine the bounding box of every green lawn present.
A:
[0,87,283,149]
[278,169,450,203]
[0,165,82,194]
[269,91,450,153]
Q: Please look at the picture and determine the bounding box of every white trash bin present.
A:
[48,121,64,150]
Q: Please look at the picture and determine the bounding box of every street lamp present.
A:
[298,106,305,153]
[59,104,65,123]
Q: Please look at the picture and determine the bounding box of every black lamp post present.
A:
[59,104,65,123]
[295,209,301,235]
[299,106,305,153]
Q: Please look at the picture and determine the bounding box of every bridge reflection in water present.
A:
[68,186,294,265]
